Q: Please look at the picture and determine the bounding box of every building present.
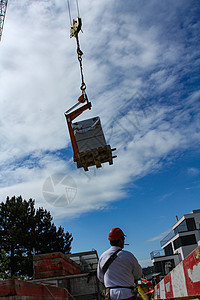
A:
[150,209,200,276]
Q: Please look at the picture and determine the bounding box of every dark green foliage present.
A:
[0,250,11,279]
[0,196,73,278]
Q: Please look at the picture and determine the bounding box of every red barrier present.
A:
[0,279,68,299]
[154,245,200,299]
[183,246,200,296]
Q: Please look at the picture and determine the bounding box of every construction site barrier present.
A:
[154,245,200,299]
[0,279,68,299]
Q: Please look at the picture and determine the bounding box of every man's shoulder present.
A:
[120,249,136,259]
[100,246,121,259]
[121,249,133,254]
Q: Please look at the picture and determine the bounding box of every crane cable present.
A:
[67,0,88,101]
[75,0,80,18]
[67,0,80,23]
[67,0,72,25]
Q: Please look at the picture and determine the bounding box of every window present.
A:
[174,218,196,234]
[164,243,173,256]
[154,259,175,276]
[173,234,197,250]
[173,237,182,250]
[174,220,187,234]
[186,218,196,231]
[181,234,197,246]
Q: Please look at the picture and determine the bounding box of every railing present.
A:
[67,250,98,272]
[160,230,175,247]
[150,249,165,260]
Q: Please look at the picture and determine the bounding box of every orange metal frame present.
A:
[65,101,92,161]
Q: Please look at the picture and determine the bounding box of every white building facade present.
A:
[150,209,200,276]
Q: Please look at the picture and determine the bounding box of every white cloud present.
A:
[139,258,153,268]
[0,0,199,219]
[157,192,175,203]
[187,168,200,177]
[148,230,171,242]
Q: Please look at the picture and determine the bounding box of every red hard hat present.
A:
[108,227,126,241]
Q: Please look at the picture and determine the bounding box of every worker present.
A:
[97,227,142,300]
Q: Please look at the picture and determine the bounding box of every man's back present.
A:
[97,228,142,300]
[98,246,142,287]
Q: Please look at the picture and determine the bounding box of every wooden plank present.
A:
[34,269,69,279]
[33,252,65,261]
[33,252,81,280]
[33,257,62,267]
[75,145,116,170]
[35,259,81,275]
[67,250,97,257]
[33,252,81,270]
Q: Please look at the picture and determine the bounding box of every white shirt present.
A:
[97,246,142,300]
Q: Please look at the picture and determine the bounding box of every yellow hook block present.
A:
[70,17,82,38]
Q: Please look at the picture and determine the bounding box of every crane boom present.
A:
[0,0,8,42]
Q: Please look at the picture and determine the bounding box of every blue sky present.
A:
[0,0,199,267]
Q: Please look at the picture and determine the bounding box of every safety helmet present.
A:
[108,227,126,241]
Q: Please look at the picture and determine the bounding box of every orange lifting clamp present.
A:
[64,16,116,171]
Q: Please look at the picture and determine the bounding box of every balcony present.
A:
[160,218,197,247]
[160,230,175,247]
[150,249,165,260]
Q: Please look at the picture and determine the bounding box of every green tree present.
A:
[0,250,11,279]
[0,196,73,278]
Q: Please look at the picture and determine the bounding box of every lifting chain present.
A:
[75,35,87,94]
[69,14,88,102]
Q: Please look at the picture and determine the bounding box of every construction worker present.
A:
[97,227,142,300]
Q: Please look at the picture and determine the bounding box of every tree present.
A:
[0,196,73,278]
[0,250,11,279]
